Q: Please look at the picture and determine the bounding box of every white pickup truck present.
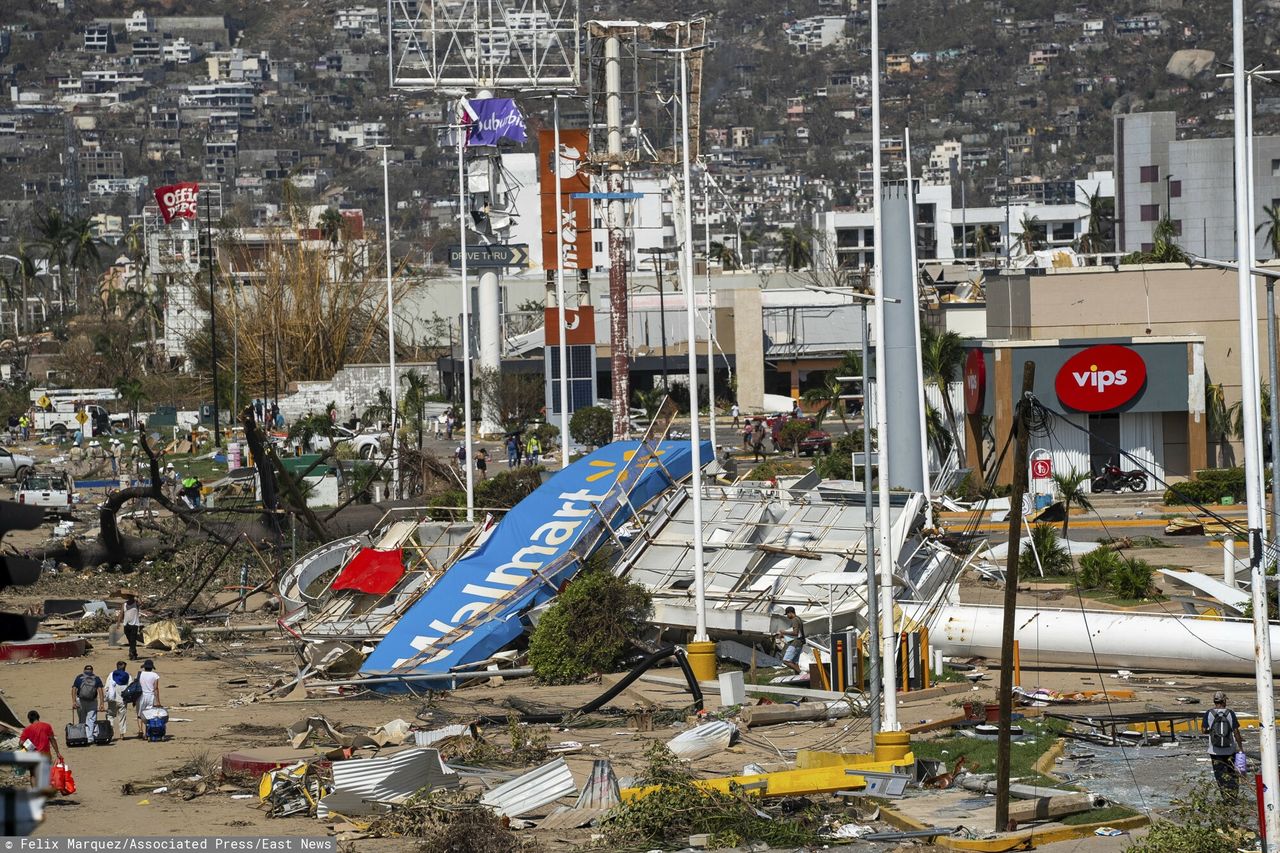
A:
[16,472,74,517]
[308,426,389,459]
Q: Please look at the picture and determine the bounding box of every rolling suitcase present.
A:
[94,720,113,745]
[65,722,89,747]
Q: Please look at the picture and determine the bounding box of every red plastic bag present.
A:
[50,759,75,795]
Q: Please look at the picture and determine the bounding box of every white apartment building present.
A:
[784,16,848,52]
[334,7,380,33]
[328,121,388,148]
[164,38,195,64]
[207,49,271,82]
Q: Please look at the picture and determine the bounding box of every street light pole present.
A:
[382,145,400,498]
[456,108,475,522]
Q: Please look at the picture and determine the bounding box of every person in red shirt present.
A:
[19,710,61,786]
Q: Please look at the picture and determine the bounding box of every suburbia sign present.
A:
[1054,345,1147,412]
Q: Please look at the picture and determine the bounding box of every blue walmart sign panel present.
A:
[361,440,707,678]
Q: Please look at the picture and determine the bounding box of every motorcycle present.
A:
[1091,460,1147,493]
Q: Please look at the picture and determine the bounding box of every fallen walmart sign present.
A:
[360,440,706,679]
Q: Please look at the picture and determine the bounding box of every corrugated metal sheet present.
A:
[667,720,736,761]
[414,724,470,747]
[573,759,620,809]
[478,757,577,818]
[318,747,457,817]
[537,806,605,830]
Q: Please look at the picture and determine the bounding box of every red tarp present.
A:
[330,548,405,595]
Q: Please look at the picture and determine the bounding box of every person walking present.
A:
[1203,690,1245,792]
[475,447,489,481]
[435,412,446,439]
[731,403,740,428]
[445,412,455,442]
[775,606,806,673]
[19,711,61,785]
[135,659,161,739]
[19,414,29,441]
[526,434,541,467]
[71,664,104,740]
[117,589,143,660]
[104,660,131,738]
[505,434,518,467]
[751,422,768,462]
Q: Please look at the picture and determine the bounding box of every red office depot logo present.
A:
[964,349,986,415]
[1055,345,1147,412]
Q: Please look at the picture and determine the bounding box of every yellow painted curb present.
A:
[1032,738,1066,776]
[875,801,1149,851]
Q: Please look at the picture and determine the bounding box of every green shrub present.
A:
[778,420,811,455]
[426,467,543,520]
[527,567,652,684]
[1078,547,1123,590]
[1164,467,1247,505]
[1019,523,1073,577]
[600,743,820,848]
[1128,777,1258,853]
[1109,557,1155,600]
[569,405,612,449]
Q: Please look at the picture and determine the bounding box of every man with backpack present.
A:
[1203,690,1245,791]
[71,664,104,740]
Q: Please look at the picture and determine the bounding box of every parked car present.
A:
[0,446,35,481]
[309,426,389,459]
[16,471,74,517]
[770,418,833,456]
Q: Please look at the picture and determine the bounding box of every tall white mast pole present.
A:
[871,0,898,732]
[904,127,933,529]
[1231,1,1279,840]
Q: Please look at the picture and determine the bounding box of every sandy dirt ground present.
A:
[0,434,1263,850]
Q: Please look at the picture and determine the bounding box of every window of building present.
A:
[1273,159,1280,177]
[1170,220,1182,236]
[1140,204,1160,222]
[1139,165,1159,183]
[1141,242,1154,253]
[1052,222,1074,241]
[1168,179,1181,198]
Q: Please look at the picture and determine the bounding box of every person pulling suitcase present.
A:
[70,664,104,743]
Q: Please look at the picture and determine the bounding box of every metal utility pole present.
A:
[457,110,475,522]
[552,93,571,470]
[204,186,221,448]
[382,146,400,498]
[995,360,1035,832]
[1230,0,1280,838]
[604,34,631,441]
[641,248,671,390]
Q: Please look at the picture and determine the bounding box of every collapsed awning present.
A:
[331,548,404,595]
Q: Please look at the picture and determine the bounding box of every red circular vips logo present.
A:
[1054,345,1147,412]
[964,349,986,415]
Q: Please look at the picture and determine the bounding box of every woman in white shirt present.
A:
[135,659,161,738]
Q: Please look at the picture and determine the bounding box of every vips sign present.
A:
[544,305,595,346]
[153,182,200,224]
[964,349,986,415]
[1054,345,1147,412]
[539,129,593,272]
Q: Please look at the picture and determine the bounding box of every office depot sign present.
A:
[1054,345,1147,412]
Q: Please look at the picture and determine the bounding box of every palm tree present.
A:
[33,207,72,310]
[1076,187,1113,255]
[1015,213,1044,254]
[1206,383,1243,467]
[1257,203,1280,259]
[362,388,393,430]
[114,376,148,427]
[973,226,993,257]
[925,402,952,461]
[779,228,812,271]
[317,207,343,244]
[802,372,848,431]
[0,245,38,335]
[921,326,965,459]
[1051,467,1092,541]
[1123,217,1187,264]
[400,369,432,449]
[708,241,740,271]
